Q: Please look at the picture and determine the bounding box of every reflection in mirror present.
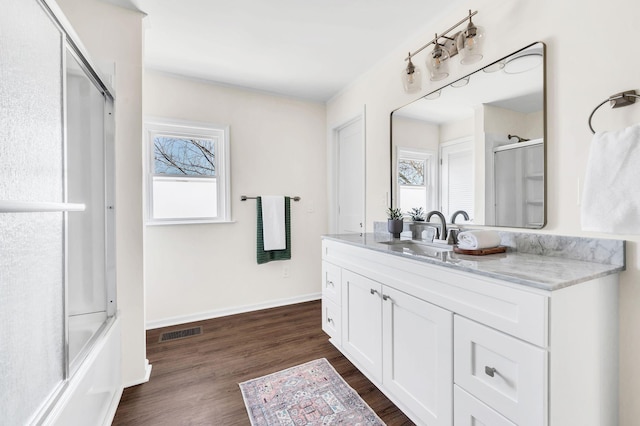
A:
[391,42,546,228]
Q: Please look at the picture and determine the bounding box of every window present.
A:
[397,148,436,215]
[145,118,230,224]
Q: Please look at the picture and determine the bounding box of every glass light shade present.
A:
[451,76,470,88]
[424,89,441,100]
[456,21,485,65]
[426,44,450,81]
[401,59,422,93]
[483,61,505,73]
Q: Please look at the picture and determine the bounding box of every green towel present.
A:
[256,196,291,264]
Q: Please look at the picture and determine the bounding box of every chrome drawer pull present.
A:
[382,294,393,302]
[326,280,334,287]
[485,366,498,377]
[370,288,380,296]
[327,317,334,324]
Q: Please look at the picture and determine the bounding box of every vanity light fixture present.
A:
[401,53,422,93]
[456,11,485,65]
[426,34,450,81]
[402,10,483,89]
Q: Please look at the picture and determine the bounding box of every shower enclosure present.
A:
[0,1,119,424]
[493,139,544,228]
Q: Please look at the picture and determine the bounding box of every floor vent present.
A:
[159,326,203,342]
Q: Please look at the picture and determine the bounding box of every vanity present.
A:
[321,232,624,426]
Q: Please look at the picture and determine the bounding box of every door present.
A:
[440,138,473,220]
[382,286,453,426]
[341,269,382,382]
[336,115,365,234]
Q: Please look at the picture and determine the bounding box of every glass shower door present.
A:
[65,49,111,370]
[66,50,107,370]
[0,1,67,424]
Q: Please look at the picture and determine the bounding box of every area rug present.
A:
[239,358,386,425]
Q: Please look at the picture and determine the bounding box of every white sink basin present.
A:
[380,239,453,251]
[379,239,453,259]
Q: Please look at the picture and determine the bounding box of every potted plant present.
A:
[387,207,404,238]
[408,207,425,222]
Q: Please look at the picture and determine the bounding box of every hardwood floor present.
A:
[113,300,414,425]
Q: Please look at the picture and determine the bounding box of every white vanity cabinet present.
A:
[341,269,383,380]
[337,267,453,426]
[381,285,452,425]
[321,261,342,343]
[321,237,619,426]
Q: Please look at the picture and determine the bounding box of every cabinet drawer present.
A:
[322,261,341,304]
[454,386,516,426]
[322,299,341,344]
[454,316,546,426]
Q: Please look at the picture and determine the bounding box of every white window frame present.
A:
[396,147,437,214]
[144,117,231,225]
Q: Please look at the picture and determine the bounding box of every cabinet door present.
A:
[341,269,383,381]
[322,298,341,345]
[454,315,545,426]
[382,286,453,426]
[321,261,341,304]
[454,386,516,426]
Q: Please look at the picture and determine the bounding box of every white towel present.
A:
[581,123,640,234]
[262,196,286,251]
[457,230,501,250]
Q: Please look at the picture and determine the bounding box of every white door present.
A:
[382,286,453,425]
[336,116,365,234]
[440,138,474,220]
[341,269,382,382]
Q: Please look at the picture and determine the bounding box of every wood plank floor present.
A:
[113,300,414,425]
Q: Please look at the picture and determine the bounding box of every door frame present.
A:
[329,107,366,234]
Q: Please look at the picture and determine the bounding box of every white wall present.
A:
[143,71,327,326]
[392,116,439,152]
[327,0,640,423]
[56,0,147,386]
[440,117,473,143]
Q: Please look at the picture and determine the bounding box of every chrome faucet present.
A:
[450,210,469,224]
[425,210,447,241]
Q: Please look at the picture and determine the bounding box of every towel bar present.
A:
[588,90,640,134]
[0,200,86,213]
[241,195,301,202]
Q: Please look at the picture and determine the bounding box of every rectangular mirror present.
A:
[391,42,546,228]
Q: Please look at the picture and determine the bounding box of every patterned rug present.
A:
[239,358,386,425]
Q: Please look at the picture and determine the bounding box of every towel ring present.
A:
[588,90,640,134]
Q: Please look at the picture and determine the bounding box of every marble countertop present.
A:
[322,233,624,291]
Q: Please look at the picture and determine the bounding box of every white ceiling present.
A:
[101,0,465,101]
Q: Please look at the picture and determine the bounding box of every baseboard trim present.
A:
[123,358,153,388]
[145,292,322,330]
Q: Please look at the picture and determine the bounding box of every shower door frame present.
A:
[33,0,117,423]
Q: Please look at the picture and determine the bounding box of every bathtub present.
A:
[44,315,122,426]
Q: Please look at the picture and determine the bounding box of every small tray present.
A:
[453,246,507,256]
